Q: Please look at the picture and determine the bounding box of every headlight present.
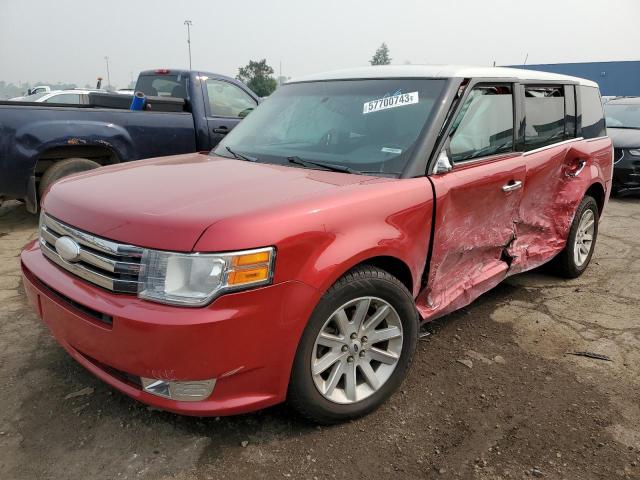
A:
[137,247,275,306]
[629,149,640,156]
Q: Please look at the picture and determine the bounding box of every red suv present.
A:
[21,66,612,423]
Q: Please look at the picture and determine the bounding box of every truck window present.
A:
[523,86,565,149]
[580,86,606,138]
[449,85,514,162]
[136,74,189,100]
[205,79,257,118]
[45,93,81,104]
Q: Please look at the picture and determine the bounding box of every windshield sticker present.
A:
[381,147,402,154]
[363,91,419,114]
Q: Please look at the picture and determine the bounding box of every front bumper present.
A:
[613,151,640,194]
[21,240,319,416]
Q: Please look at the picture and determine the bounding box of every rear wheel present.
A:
[288,266,418,424]
[38,158,101,200]
[551,195,599,278]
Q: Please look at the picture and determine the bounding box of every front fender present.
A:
[288,192,433,299]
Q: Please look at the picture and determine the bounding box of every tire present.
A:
[288,265,418,424]
[38,158,101,200]
[550,195,599,278]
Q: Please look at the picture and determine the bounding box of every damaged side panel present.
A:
[507,139,610,274]
[416,155,527,320]
[416,138,611,323]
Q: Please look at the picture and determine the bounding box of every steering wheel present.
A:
[318,128,347,148]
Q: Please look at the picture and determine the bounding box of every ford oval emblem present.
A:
[55,236,81,263]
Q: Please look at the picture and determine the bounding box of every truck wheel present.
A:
[38,158,101,200]
[288,265,418,424]
[551,195,599,278]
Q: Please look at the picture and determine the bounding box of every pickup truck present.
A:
[0,69,260,211]
[21,66,612,424]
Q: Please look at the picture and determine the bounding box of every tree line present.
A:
[237,43,392,97]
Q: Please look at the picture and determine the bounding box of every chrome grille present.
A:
[39,213,144,293]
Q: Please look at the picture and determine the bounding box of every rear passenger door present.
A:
[508,83,594,271]
[203,78,258,147]
[418,83,527,318]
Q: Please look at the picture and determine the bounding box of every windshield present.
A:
[604,103,640,129]
[213,79,447,176]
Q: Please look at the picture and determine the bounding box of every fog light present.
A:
[141,377,216,401]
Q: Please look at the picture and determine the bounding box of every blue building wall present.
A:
[508,61,640,96]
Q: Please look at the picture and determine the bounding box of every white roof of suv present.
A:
[290,65,599,87]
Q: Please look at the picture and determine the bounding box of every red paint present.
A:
[23,137,611,415]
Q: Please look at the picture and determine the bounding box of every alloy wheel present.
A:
[574,209,595,267]
[311,296,403,404]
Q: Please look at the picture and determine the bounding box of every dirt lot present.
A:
[0,198,638,480]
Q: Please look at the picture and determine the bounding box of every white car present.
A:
[9,85,52,100]
[14,89,105,104]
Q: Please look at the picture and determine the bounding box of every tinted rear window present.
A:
[580,86,606,138]
[135,74,189,100]
[523,86,566,149]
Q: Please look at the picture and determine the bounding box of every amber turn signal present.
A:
[232,251,271,267]
[227,266,270,285]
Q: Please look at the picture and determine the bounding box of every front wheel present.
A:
[38,158,101,201]
[288,266,418,424]
[551,195,599,278]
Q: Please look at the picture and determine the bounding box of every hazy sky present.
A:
[1,0,639,87]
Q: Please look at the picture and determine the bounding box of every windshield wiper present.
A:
[287,156,362,175]
[226,146,258,162]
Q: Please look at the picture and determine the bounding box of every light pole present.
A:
[104,56,111,90]
[184,20,193,69]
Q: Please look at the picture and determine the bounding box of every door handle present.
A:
[502,180,523,192]
[213,127,229,134]
[566,159,586,178]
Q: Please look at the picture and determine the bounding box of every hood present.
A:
[44,154,390,251]
[608,127,640,149]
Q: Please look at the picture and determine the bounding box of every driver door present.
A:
[417,83,527,319]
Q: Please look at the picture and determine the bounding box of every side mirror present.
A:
[433,138,453,174]
[238,107,254,119]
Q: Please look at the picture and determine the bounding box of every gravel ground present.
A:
[0,198,638,480]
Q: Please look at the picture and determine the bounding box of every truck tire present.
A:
[38,158,101,201]
[288,265,418,424]
[550,195,599,278]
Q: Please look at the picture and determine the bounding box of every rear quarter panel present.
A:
[507,136,612,274]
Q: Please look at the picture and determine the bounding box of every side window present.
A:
[523,86,565,149]
[580,86,606,138]
[45,93,81,104]
[449,85,514,162]
[205,79,257,118]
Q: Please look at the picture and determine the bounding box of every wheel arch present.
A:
[585,181,606,215]
[36,143,121,169]
[315,252,417,299]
